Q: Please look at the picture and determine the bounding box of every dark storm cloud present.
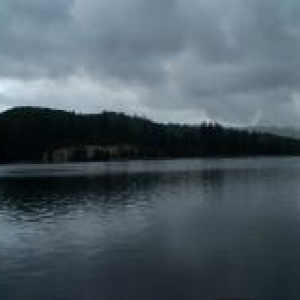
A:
[1,0,300,125]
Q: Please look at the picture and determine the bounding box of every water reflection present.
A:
[1,159,300,300]
[0,169,226,220]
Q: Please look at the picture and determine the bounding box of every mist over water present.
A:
[1,158,300,300]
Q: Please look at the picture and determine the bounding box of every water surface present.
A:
[1,157,300,300]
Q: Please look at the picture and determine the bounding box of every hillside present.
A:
[249,126,300,140]
[1,107,300,163]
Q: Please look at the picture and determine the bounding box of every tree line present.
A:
[0,106,300,163]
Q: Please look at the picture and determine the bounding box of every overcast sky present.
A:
[1,0,300,126]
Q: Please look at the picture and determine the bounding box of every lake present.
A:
[1,157,300,300]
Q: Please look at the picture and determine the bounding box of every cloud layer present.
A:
[1,0,300,125]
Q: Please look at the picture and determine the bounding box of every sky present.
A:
[1,0,300,126]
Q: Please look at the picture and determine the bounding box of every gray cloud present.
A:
[1,0,300,125]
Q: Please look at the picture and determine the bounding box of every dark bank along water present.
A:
[1,157,300,300]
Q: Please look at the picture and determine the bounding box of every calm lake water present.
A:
[1,157,300,300]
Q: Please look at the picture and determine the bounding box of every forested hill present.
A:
[1,106,300,163]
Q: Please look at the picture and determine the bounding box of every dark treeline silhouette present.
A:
[1,106,300,163]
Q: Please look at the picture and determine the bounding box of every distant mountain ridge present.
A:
[1,106,300,163]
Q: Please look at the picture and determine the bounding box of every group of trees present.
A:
[0,106,300,163]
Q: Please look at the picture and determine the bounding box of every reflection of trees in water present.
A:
[0,174,158,215]
[0,166,274,206]
[0,172,189,216]
[0,166,274,220]
[0,168,230,218]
